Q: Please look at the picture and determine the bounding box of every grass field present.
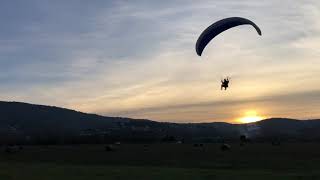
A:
[1,143,320,180]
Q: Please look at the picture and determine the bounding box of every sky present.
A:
[0,0,319,123]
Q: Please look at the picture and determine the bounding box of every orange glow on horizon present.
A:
[236,110,265,123]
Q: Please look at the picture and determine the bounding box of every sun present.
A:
[236,110,265,124]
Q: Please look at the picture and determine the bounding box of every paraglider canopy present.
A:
[196,17,261,56]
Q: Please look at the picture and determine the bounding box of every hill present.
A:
[0,101,319,144]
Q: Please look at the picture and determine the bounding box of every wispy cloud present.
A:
[0,0,319,122]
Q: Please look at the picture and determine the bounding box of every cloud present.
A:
[0,1,319,122]
[109,90,320,122]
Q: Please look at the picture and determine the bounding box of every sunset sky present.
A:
[0,1,319,123]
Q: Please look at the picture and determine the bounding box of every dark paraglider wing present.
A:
[195,17,261,56]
